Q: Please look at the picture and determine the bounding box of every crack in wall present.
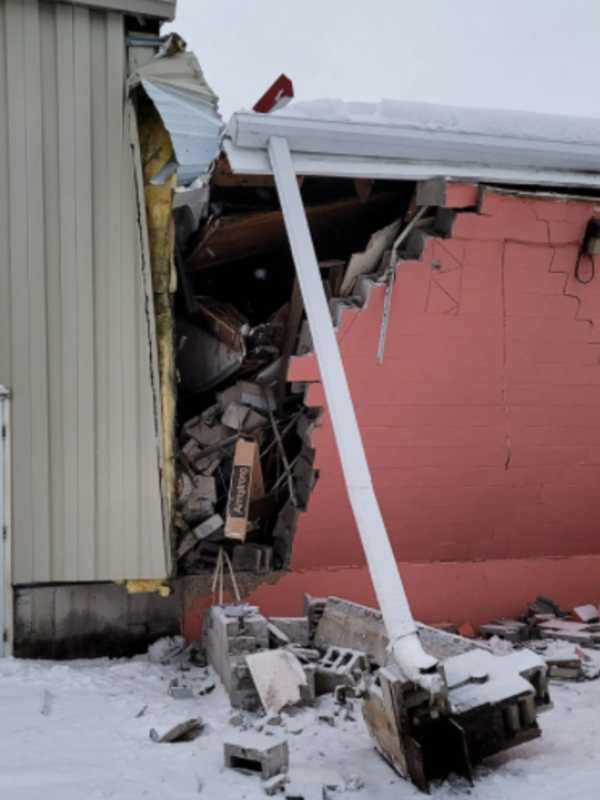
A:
[499,241,512,471]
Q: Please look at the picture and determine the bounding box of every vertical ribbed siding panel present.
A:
[41,0,64,580]
[90,9,110,577]
[0,7,12,430]
[73,7,95,579]
[105,12,126,574]
[55,4,79,579]
[1,0,167,583]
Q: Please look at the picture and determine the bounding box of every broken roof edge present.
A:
[224,108,600,190]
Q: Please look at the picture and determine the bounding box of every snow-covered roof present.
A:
[224,99,600,189]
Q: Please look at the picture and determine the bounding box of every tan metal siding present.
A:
[0,0,168,583]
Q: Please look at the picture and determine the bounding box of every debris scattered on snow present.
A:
[149,717,205,743]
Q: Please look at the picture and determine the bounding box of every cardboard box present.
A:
[225,438,264,541]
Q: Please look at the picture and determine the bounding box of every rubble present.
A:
[149,718,204,743]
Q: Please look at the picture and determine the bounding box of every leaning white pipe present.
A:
[268,136,438,686]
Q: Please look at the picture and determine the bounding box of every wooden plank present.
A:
[186,193,402,272]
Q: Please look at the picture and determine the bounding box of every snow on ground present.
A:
[1,645,599,800]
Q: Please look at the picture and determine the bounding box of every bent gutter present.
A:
[267,136,437,686]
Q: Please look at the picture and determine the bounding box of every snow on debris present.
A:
[1,645,600,799]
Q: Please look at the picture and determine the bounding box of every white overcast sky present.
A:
[166,0,600,121]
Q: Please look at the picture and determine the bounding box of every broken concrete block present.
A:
[304,595,327,641]
[315,647,368,696]
[232,543,273,574]
[181,438,202,462]
[218,381,276,413]
[573,604,600,623]
[268,622,291,648]
[314,597,387,665]
[546,657,583,681]
[286,645,321,664]
[269,618,310,647]
[192,474,217,503]
[182,415,202,440]
[241,612,270,649]
[193,452,221,476]
[243,409,268,433]
[168,679,194,699]
[176,472,194,504]
[189,420,230,447]
[528,596,563,617]
[538,618,600,648]
[177,531,198,560]
[263,772,289,796]
[245,649,308,714]
[300,664,316,705]
[222,401,250,431]
[150,718,204,743]
[228,636,259,656]
[183,489,214,520]
[479,619,529,643]
[224,735,289,779]
[193,514,223,541]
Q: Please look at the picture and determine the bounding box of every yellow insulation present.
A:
[137,97,177,535]
[126,579,171,598]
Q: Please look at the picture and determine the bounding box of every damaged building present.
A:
[3,0,600,658]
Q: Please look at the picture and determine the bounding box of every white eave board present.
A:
[49,0,176,19]
[225,105,600,189]
[223,139,600,190]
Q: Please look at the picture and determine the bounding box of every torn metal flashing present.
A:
[129,42,223,186]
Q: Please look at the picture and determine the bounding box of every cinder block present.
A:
[269,618,310,647]
[300,664,316,705]
[314,597,387,665]
[228,636,258,656]
[315,647,368,695]
[242,613,270,649]
[232,543,273,574]
[192,514,223,540]
[224,735,289,779]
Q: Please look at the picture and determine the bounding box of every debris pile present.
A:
[175,375,319,575]
[172,159,412,581]
[478,595,600,681]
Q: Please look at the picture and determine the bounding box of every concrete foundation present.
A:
[13,582,180,659]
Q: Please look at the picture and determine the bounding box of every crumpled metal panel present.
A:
[131,49,223,185]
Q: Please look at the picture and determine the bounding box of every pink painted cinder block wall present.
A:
[182,186,600,639]
[282,187,600,624]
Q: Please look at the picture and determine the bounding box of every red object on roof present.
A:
[253,74,294,114]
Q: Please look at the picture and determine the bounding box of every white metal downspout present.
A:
[268,136,439,686]
[0,386,12,657]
